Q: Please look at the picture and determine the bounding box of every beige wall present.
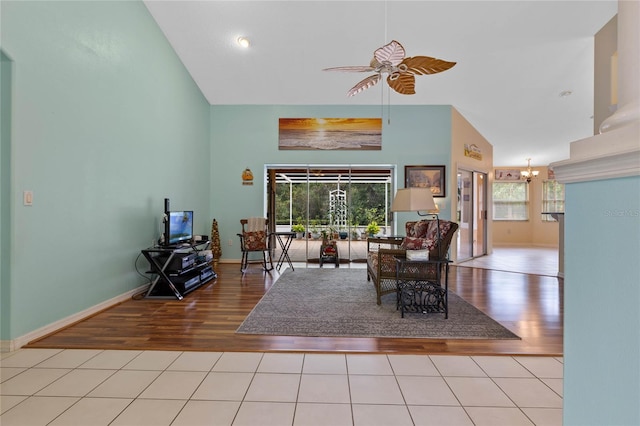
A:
[449,13,616,253]
[492,13,615,248]
[594,15,618,134]
[449,108,559,251]
[450,107,494,261]
[492,167,559,247]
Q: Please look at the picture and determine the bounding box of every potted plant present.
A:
[310,220,321,239]
[320,228,329,243]
[366,221,380,237]
[338,226,348,240]
[329,226,339,240]
[292,223,305,239]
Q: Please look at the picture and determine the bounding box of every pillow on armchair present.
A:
[405,220,455,245]
[400,237,436,251]
[405,220,431,238]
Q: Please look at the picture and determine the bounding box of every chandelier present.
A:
[521,158,539,183]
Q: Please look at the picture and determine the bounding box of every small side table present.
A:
[395,257,451,318]
[273,231,296,271]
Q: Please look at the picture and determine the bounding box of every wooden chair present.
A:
[237,218,273,273]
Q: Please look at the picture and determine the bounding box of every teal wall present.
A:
[1,1,210,340]
[563,175,640,426]
[1,51,12,342]
[210,105,453,261]
[0,1,456,344]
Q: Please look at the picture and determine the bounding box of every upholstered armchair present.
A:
[366,219,458,304]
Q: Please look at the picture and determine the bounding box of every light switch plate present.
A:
[23,190,33,206]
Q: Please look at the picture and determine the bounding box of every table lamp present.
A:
[390,187,438,215]
[391,187,442,258]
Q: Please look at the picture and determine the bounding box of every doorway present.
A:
[456,169,487,261]
[267,166,394,263]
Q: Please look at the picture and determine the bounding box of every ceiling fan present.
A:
[323,40,456,97]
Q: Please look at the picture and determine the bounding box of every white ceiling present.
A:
[143,0,617,167]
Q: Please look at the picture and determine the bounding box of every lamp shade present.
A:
[391,187,437,213]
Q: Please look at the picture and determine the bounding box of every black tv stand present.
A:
[141,241,217,299]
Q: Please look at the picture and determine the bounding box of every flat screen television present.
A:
[165,211,194,246]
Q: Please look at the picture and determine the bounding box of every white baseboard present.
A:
[1,284,149,353]
[0,340,13,353]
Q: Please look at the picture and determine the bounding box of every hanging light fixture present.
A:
[520,158,539,183]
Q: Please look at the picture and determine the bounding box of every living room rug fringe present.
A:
[236,269,520,340]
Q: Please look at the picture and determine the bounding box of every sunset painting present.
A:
[279,118,382,150]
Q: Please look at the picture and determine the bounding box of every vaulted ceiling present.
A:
[143,1,617,167]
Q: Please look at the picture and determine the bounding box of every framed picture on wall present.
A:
[495,169,522,181]
[405,165,446,197]
[278,118,382,150]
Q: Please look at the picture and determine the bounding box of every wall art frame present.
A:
[495,169,522,181]
[278,118,382,150]
[405,165,446,197]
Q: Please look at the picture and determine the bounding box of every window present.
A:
[542,180,565,222]
[493,182,528,220]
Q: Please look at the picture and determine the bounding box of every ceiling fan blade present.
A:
[386,73,416,95]
[347,74,381,96]
[323,66,376,72]
[402,56,457,75]
[374,40,405,66]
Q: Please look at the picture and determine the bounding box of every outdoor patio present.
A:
[282,237,370,263]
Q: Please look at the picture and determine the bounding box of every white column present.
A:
[552,0,639,183]
[599,0,640,134]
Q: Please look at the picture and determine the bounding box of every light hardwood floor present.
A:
[26,247,563,356]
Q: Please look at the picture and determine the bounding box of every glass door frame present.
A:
[456,168,488,261]
[266,164,397,263]
[473,171,488,258]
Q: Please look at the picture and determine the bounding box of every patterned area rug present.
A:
[236,269,519,339]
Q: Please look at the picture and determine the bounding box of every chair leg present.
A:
[241,248,274,273]
[263,250,273,271]
[241,252,248,272]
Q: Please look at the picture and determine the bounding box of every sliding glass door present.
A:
[456,168,487,261]
[268,166,394,263]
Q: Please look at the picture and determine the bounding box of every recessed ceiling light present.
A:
[237,37,250,48]
[559,90,572,98]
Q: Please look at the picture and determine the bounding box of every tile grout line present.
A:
[1,349,564,425]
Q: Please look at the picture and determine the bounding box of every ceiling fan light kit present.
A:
[323,40,456,96]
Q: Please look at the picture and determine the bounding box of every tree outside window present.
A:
[493,182,528,220]
[542,180,565,221]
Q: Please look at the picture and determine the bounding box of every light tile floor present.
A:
[1,348,563,425]
[456,246,559,277]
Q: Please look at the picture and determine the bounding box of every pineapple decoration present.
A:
[210,219,222,267]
